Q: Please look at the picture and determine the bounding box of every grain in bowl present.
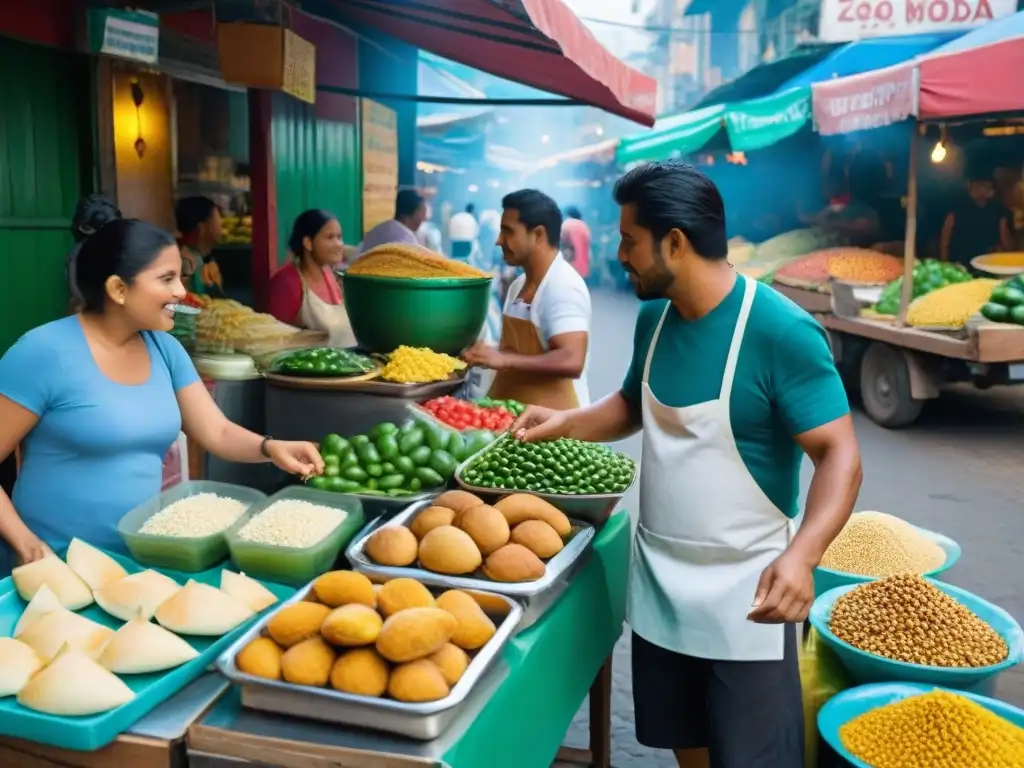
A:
[140,493,248,537]
[237,500,347,549]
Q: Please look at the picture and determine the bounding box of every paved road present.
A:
[561,288,1024,768]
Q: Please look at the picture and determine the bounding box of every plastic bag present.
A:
[799,627,852,768]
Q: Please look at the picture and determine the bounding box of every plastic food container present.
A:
[225,485,365,586]
[818,682,1024,768]
[808,578,1024,694]
[118,480,267,572]
[813,524,961,597]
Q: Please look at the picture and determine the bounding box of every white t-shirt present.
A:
[503,254,591,406]
[449,212,479,242]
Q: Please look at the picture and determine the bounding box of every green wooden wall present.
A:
[0,38,88,353]
[272,93,361,265]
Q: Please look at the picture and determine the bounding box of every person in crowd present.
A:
[463,189,591,410]
[448,202,479,262]
[940,173,1015,267]
[359,189,427,255]
[416,202,444,254]
[560,205,592,282]
[268,210,354,347]
[809,172,881,246]
[67,195,122,311]
[0,218,324,575]
[511,161,862,768]
[176,196,225,296]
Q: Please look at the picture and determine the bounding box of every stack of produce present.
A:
[980,275,1024,326]
[3,540,276,715]
[820,511,946,578]
[756,228,848,263]
[269,348,375,378]
[220,214,252,245]
[309,421,498,497]
[771,250,833,292]
[825,248,904,285]
[840,689,1024,767]
[194,296,304,354]
[829,574,1008,667]
[461,435,636,495]
[973,251,1024,274]
[347,244,490,279]
[873,260,972,316]
[234,570,501,702]
[905,278,1000,328]
[475,397,526,417]
[380,346,467,384]
[364,490,573,583]
[420,396,519,432]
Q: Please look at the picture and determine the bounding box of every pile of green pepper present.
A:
[271,347,375,377]
[874,260,972,316]
[474,397,526,417]
[461,435,636,496]
[308,420,497,497]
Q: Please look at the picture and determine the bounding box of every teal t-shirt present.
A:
[621,278,849,518]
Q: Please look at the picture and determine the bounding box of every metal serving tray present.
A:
[346,500,596,630]
[453,436,638,526]
[216,582,523,741]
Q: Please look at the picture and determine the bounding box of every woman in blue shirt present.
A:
[0,219,324,574]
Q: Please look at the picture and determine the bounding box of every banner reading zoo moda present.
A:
[818,0,1017,41]
[361,99,399,237]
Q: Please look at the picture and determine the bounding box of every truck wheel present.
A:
[860,342,923,428]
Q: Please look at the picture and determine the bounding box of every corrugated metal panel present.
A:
[272,92,361,264]
[0,38,86,353]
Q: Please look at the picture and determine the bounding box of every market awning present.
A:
[417,54,492,131]
[616,105,726,166]
[328,0,656,126]
[918,11,1024,119]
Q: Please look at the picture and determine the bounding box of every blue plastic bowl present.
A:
[818,682,1024,767]
[814,524,961,597]
[809,578,1024,692]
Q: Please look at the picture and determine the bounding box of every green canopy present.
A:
[724,86,811,152]
[615,104,726,166]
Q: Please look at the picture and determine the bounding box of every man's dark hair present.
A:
[613,161,728,260]
[565,205,582,220]
[465,203,476,215]
[501,189,562,247]
[396,189,425,219]
[175,196,218,235]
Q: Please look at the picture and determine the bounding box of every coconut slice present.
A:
[0,638,43,697]
[13,584,63,638]
[65,538,128,591]
[12,556,93,610]
[220,570,278,613]
[154,580,254,637]
[18,645,134,716]
[18,608,115,663]
[99,615,199,674]
[94,569,180,622]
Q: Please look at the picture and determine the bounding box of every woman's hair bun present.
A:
[72,195,122,243]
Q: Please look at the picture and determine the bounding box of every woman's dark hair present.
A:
[288,209,337,261]
[501,189,562,247]
[72,195,121,243]
[175,196,219,235]
[75,219,177,313]
[613,161,728,260]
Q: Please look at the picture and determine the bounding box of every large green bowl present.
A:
[341,273,492,354]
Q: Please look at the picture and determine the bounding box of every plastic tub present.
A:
[818,682,1024,767]
[226,485,365,586]
[808,578,1024,693]
[117,480,267,572]
[813,525,961,597]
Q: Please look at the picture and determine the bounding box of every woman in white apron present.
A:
[268,210,355,348]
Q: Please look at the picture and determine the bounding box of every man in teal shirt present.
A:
[513,161,862,768]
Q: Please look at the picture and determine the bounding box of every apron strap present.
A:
[719,276,756,401]
[642,303,672,384]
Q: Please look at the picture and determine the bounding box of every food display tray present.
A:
[216,581,523,740]
[265,370,466,398]
[342,488,441,520]
[346,500,595,629]
[0,549,295,751]
[453,439,637,526]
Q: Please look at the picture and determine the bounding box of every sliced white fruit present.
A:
[17,608,114,664]
[65,538,128,591]
[12,556,93,610]
[13,584,63,638]
[220,570,278,613]
[18,645,134,716]
[0,638,43,697]
[94,569,180,622]
[154,580,254,637]
[99,617,199,674]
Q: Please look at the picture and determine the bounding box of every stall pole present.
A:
[249,89,277,312]
[897,125,922,326]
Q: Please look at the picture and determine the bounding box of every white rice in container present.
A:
[237,500,346,548]
[139,493,248,537]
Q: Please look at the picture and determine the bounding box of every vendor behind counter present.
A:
[941,174,1015,269]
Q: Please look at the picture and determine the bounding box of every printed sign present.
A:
[87,8,159,64]
[726,87,811,151]
[818,0,1017,41]
[282,29,316,105]
[361,99,399,236]
[812,63,918,135]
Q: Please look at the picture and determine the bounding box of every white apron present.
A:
[297,270,356,348]
[627,275,794,661]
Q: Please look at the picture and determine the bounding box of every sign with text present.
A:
[282,29,316,105]
[818,0,1017,41]
[361,99,399,236]
[813,63,917,135]
[218,23,316,104]
[87,8,159,64]
[726,87,811,151]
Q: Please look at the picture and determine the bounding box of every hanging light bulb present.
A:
[931,141,947,163]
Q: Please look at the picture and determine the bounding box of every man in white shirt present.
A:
[448,203,479,262]
[463,189,591,409]
[358,189,427,255]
